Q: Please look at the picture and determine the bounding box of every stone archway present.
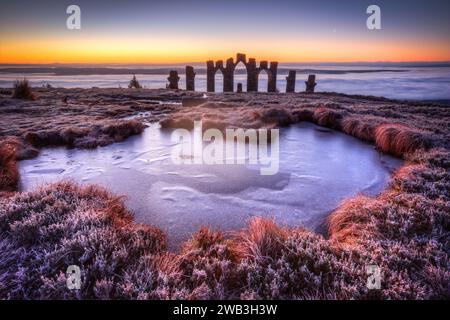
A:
[206,53,278,93]
[214,69,224,93]
[257,60,278,92]
[257,69,269,92]
[233,60,248,92]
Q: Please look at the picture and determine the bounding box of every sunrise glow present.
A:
[1,0,449,64]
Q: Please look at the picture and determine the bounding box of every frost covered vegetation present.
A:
[0,87,187,152]
[0,88,449,299]
[23,119,146,149]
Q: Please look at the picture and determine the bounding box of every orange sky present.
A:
[1,0,450,64]
[2,34,449,64]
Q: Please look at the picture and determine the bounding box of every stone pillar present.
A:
[206,60,215,92]
[268,61,278,92]
[236,53,246,64]
[167,70,180,90]
[186,66,195,91]
[237,83,243,93]
[247,58,258,92]
[305,74,317,93]
[223,58,234,92]
[286,70,296,93]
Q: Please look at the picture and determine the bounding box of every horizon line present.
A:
[1,61,450,66]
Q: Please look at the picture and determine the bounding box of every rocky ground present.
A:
[0,88,449,299]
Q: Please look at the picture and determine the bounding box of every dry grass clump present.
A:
[12,79,34,100]
[328,196,379,247]
[0,181,166,299]
[259,108,294,126]
[292,108,314,122]
[233,217,288,261]
[24,119,145,149]
[313,107,345,130]
[341,117,377,142]
[0,142,19,192]
[375,124,428,157]
[182,227,225,253]
[0,136,39,160]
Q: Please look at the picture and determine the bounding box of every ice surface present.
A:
[19,122,402,249]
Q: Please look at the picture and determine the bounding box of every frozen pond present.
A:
[19,122,402,249]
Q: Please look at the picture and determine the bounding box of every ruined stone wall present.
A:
[206,53,278,93]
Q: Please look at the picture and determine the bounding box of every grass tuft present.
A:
[12,79,35,100]
[313,107,345,129]
[375,124,427,157]
[233,217,287,261]
[0,141,19,193]
[342,117,376,142]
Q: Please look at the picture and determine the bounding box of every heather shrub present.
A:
[0,182,166,299]
[177,227,244,299]
[237,229,367,299]
[391,165,450,200]
[1,183,448,299]
[96,253,179,299]
[407,148,450,169]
